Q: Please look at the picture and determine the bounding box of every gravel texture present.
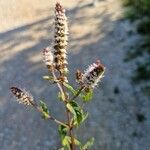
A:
[0,0,149,150]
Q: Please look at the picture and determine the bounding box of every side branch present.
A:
[33,104,68,128]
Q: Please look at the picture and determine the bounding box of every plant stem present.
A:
[61,83,75,150]
[69,125,75,150]
[71,86,85,100]
[51,71,67,102]
[51,70,75,150]
[31,102,68,128]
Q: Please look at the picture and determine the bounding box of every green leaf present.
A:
[58,92,66,101]
[58,125,68,140]
[66,103,76,114]
[74,138,81,146]
[66,101,84,126]
[63,83,77,95]
[40,100,50,119]
[58,148,65,150]
[62,136,81,147]
[62,136,71,146]
[58,126,70,149]
[80,138,94,150]
[62,136,71,150]
[42,75,54,81]
[82,112,88,123]
[82,89,93,102]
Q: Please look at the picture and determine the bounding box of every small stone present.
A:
[114,86,120,94]
[136,113,146,123]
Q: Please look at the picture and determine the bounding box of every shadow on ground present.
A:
[0,1,149,150]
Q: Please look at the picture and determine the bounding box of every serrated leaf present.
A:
[62,136,81,147]
[82,112,88,122]
[66,103,76,114]
[62,136,71,147]
[58,125,68,140]
[80,138,94,150]
[66,101,84,126]
[63,83,77,95]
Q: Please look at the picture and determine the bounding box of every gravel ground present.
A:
[0,0,150,150]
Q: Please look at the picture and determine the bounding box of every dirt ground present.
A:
[0,0,149,150]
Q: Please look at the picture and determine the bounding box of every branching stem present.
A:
[51,69,75,150]
[71,86,85,100]
[31,102,68,128]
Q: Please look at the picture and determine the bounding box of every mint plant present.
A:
[10,2,105,150]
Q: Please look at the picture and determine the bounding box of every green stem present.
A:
[35,105,69,128]
[51,69,76,150]
[71,86,85,100]
[61,83,75,150]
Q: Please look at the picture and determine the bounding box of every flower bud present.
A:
[76,69,83,84]
[43,47,54,71]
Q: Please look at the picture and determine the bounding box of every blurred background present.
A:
[0,0,149,149]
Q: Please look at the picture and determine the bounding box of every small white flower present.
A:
[43,47,54,69]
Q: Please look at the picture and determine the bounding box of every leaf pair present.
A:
[58,125,80,150]
[80,138,94,150]
[66,101,87,126]
[64,83,93,102]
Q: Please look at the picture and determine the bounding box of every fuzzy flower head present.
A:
[53,2,68,75]
[43,47,54,70]
[82,60,105,89]
[76,69,83,84]
[10,87,35,106]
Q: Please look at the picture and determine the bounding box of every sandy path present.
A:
[0,0,149,149]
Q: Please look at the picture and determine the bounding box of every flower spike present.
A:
[53,2,68,76]
[43,47,54,71]
[10,87,35,106]
[82,60,105,89]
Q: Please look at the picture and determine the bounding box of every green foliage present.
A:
[58,125,70,149]
[57,92,66,101]
[122,0,150,20]
[10,2,106,149]
[82,89,93,102]
[63,83,77,95]
[58,125,68,140]
[58,125,81,149]
[58,148,65,150]
[124,7,138,21]
[40,100,50,119]
[80,138,94,150]
[62,136,71,149]
[137,18,150,35]
[63,83,93,102]
[66,101,86,126]
[122,0,150,89]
